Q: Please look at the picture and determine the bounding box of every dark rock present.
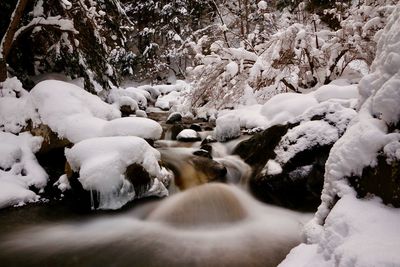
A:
[233,123,332,211]
[125,163,152,196]
[233,124,291,172]
[167,124,186,140]
[166,112,182,124]
[200,144,213,154]
[201,135,217,145]
[348,154,400,207]
[250,145,331,211]
[120,105,136,117]
[193,149,212,159]
[189,124,202,132]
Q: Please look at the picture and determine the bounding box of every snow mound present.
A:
[102,117,162,140]
[155,91,182,110]
[65,136,169,210]
[30,80,121,143]
[0,132,48,208]
[30,80,162,142]
[261,93,319,126]
[313,84,359,103]
[0,77,37,133]
[214,114,241,142]
[280,195,400,267]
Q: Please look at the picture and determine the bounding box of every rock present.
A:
[120,105,136,117]
[234,123,331,211]
[166,112,182,124]
[166,124,186,140]
[193,149,212,159]
[348,154,400,207]
[30,123,71,154]
[189,123,202,132]
[176,129,201,142]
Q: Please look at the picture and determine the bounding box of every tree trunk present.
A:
[0,0,29,82]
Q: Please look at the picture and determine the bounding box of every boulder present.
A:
[176,129,201,142]
[166,112,182,124]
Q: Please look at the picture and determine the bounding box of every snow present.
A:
[0,77,37,133]
[214,114,241,142]
[275,121,339,164]
[261,93,319,126]
[313,84,359,103]
[65,136,169,210]
[225,61,239,77]
[280,7,400,267]
[262,160,282,176]
[280,195,400,267]
[155,91,181,110]
[176,129,199,141]
[102,117,162,140]
[0,132,48,208]
[30,80,162,142]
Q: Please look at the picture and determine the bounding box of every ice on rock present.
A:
[214,114,241,142]
[0,132,48,208]
[65,136,169,210]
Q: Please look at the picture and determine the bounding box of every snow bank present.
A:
[280,7,400,267]
[313,84,359,103]
[30,80,162,142]
[65,136,169,210]
[0,132,48,208]
[280,195,400,267]
[155,91,182,110]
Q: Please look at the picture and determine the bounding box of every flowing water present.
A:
[0,115,312,267]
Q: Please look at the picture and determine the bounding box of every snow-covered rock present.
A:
[65,136,169,210]
[214,114,241,142]
[0,132,48,208]
[0,77,37,133]
[176,129,201,142]
[30,80,162,142]
[102,117,162,140]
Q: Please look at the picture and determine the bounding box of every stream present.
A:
[0,111,311,267]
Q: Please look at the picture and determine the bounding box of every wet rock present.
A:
[193,149,212,159]
[166,112,182,124]
[166,124,186,140]
[348,154,400,207]
[233,123,331,211]
[233,124,291,171]
[189,123,202,132]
